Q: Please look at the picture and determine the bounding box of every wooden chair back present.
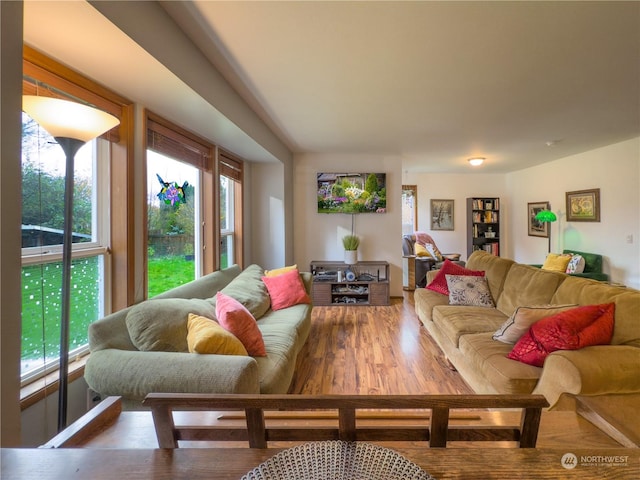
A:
[143,393,548,449]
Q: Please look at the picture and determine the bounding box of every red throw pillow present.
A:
[508,303,615,367]
[425,259,485,295]
[215,292,266,356]
[262,269,311,311]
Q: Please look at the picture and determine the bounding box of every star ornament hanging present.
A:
[156,174,188,206]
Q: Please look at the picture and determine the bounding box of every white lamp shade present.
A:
[468,157,485,166]
[22,95,120,143]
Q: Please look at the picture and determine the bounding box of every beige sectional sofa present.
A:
[85,264,312,409]
[414,251,640,409]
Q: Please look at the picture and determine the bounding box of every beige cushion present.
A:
[459,333,542,394]
[126,298,215,352]
[495,263,566,316]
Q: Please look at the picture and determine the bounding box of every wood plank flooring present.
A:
[288,293,474,396]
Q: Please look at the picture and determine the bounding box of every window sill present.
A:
[20,355,88,411]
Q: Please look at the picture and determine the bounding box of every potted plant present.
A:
[342,234,360,265]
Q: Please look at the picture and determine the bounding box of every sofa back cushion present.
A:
[496,264,566,316]
[126,298,216,352]
[465,251,515,301]
[550,276,640,346]
[219,264,271,320]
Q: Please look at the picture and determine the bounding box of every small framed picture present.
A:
[566,188,600,222]
[528,201,550,237]
[430,199,454,231]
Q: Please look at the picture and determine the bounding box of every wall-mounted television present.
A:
[317,172,386,214]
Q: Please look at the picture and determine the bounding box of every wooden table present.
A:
[2,447,638,479]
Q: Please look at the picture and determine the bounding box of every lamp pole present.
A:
[55,137,85,431]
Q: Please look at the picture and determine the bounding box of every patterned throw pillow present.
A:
[565,254,586,274]
[445,275,495,307]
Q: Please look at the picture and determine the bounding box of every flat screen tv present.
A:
[317,172,386,213]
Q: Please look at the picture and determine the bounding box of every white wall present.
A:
[294,154,403,296]
[403,173,508,260]
[249,162,286,270]
[506,137,640,288]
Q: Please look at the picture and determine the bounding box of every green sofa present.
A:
[414,251,640,411]
[85,264,312,409]
[532,249,609,281]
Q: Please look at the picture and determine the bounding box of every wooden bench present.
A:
[143,393,548,449]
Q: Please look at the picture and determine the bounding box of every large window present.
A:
[21,112,110,384]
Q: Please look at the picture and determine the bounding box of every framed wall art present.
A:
[430,199,454,231]
[528,201,550,237]
[566,188,600,222]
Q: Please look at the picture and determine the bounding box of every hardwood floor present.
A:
[288,292,474,396]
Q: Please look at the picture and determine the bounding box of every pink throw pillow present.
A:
[215,292,266,356]
[508,303,615,367]
[262,269,311,311]
[426,259,485,295]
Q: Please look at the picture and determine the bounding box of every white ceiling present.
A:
[23,1,640,174]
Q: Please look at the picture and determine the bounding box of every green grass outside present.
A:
[22,258,101,364]
[147,256,196,298]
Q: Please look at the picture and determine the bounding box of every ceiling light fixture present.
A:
[468,157,485,166]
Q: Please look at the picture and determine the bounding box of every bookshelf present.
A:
[467,197,501,257]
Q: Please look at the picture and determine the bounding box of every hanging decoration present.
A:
[156,174,188,205]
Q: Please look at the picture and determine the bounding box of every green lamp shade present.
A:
[535,210,557,223]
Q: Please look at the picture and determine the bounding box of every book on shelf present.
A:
[471,198,500,210]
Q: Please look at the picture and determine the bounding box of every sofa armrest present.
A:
[85,349,260,403]
[533,345,640,408]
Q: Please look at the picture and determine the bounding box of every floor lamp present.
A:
[22,96,119,432]
[535,209,558,254]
